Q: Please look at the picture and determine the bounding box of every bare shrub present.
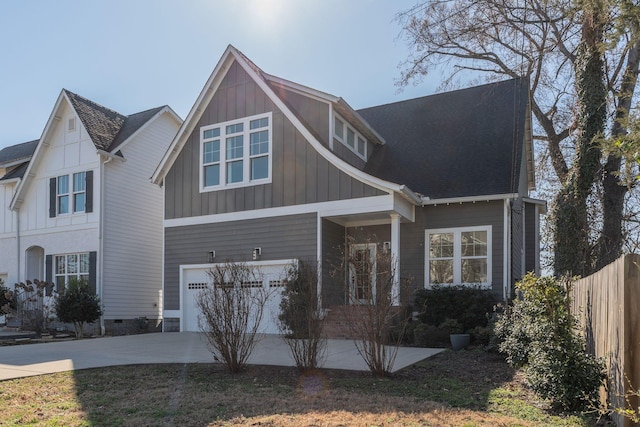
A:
[13,279,55,336]
[332,237,411,377]
[278,260,326,372]
[196,262,270,373]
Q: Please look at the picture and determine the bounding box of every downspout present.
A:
[503,198,512,301]
[98,154,112,335]
[16,206,20,284]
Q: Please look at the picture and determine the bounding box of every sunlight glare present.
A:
[248,0,286,29]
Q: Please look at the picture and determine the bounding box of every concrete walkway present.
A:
[0,332,443,381]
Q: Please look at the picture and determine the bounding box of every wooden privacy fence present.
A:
[570,254,640,427]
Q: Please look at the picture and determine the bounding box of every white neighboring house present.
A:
[0,90,182,333]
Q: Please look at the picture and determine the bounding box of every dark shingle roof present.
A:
[64,90,127,151]
[0,162,28,181]
[110,106,166,152]
[358,78,529,199]
[0,139,38,165]
[64,90,167,152]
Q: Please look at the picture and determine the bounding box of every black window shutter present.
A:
[89,251,97,295]
[49,178,57,218]
[45,255,55,294]
[85,170,93,213]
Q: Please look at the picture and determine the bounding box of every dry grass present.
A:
[0,349,597,426]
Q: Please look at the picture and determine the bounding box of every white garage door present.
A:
[182,260,294,334]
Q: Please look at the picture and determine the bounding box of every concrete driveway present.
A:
[0,332,443,381]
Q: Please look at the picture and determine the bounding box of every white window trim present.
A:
[199,112,273,192]
[56,175,70,215]
[72,171,86,213]
[54,252,90,287]
[424,225,492,288]
[333,113,367,160]
[349,243,377,303]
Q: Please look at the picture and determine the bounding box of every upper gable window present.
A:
[334,114,366,160]
[49,171,93,218]
[200,112,272,191]
[68,118,76,132]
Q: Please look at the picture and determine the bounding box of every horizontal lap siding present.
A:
[102,114,178,319]
[164,213,317,310]
[164,61,383,220]
[411,201,505,297]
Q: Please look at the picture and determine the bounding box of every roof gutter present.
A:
[422,193,520,206]
[398,185,423,205]
[0,178,21,185]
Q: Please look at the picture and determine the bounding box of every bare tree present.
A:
[397,0,640,275]
[278,260,327,372]
[196,262,270,373]
[333,237,410,377]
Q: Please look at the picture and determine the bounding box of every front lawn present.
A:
[0,349,597,426]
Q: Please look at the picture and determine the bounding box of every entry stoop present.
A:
[322,306,367,340]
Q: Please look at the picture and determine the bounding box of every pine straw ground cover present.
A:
[0,348,597,426]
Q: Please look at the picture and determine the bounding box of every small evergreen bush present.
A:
[494,273,605,412]
[54,277,102,338]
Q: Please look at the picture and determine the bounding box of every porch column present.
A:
[390,213,401,306]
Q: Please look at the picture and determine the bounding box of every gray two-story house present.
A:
[152,45,545,333]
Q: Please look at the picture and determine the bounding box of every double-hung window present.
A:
[50,171,92,217]
[73,172,86,213]
[201,112,272,191]
[57,175,70,215]
[425,226,491,286]
[55,253,90,288]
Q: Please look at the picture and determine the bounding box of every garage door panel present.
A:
[182,261,292,334]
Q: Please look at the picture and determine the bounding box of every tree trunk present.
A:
[595,40,640,270]
[554,3,607,276]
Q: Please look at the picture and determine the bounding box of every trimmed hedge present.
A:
[414,284,497,332]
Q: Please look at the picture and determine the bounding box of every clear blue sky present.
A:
[0,0,437,151]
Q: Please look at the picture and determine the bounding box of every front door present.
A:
[349,243,376,304]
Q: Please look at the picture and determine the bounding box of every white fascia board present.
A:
[335,98,386,146]
[0,158,32,169]
[112,107,183,155]
[165,195,397,228]
[422,193,520,206]
[10,91,68,211]
[0,178,20,185]
[264,74,339,104]
[151,46,236,185]
[522,196,548,214]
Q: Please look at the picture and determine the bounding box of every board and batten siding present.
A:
[276,86,330,148]
[511,197,524,283]
[524,202,537,274]
[164,213,317,310]
[400,201,505,296]
[164,60,384,220]
[102,112,179,320]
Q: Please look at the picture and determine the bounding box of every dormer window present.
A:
[334,114,367,160]
[200,112,272,191]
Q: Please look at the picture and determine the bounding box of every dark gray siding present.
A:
[332,138,367,169]
[511,198,524,284]
[278,87,330,148]
[164,213,317,310]
[322,219,345,306]
[524,202,537,274]
[407,201,506,297]
[164,60,384,220]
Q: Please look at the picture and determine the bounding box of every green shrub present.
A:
[413,323,450,347]
[494,273,605,412]
[54,277,102,338]
[469,325,492,346]
[438,317,463,334]
[414,285,497,331]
